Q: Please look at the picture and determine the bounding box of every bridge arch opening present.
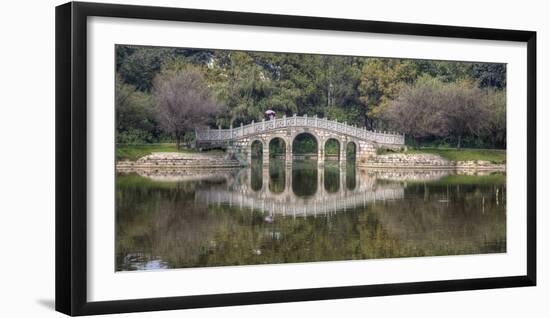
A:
[292,133,318,160]
[250,160,263,191]
[346,162,357,190]
[324,138,341,161]
[268,160,286,193]
[250,140,263,159]
[269,137,286,158]
[346,141,357,161]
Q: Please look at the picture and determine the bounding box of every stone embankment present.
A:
[361,153,505,171]
[116,152,242,172]
[117,152,505,172]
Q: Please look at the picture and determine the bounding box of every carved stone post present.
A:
[262,140,269,167]
[318,164,325,197]
[285,137,292,164]
[247,141,252,165]
[285,163,292,195]
[318,137,325,166]
[340,164,346,194]
[262,165,269,192]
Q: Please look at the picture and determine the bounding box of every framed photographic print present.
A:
[55,1,536,316]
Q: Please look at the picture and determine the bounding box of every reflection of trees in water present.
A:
[324,163,340,193]
[347,142,357,160]
[346,162,356,190]
[116,178,223,270]
[116,171,506,270]
[251,140,263,158]
[292,160,318,196]
[250,159,263,191]
[269,160,285,193]
[370,182,507,257]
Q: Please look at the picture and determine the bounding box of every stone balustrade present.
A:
[195,114,405,145]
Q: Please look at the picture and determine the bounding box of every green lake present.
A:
[116,159,506,271]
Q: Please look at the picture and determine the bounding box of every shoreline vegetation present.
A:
[114,46,507,172]
[115,143,506,170]
[116,46,506,153]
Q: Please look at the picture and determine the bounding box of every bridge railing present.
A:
[196,186,404,216]
[196,114,405,145]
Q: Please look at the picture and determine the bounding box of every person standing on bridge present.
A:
[265,109,276,120]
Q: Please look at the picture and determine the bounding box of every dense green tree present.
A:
[207,51,274,127]
[118,47,176,91]
[115,45,508,149]
[115,76,156,143]
[482,89,506,148]
[358,59,417,128]
[471,63,506,89]
[413,60,472,83]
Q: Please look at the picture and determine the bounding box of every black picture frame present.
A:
[55,1,537,316]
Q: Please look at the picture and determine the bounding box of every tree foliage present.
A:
[380,76,447,143]
[116,45,507,149]
[153,66,221,149]
[115,76,157,143]
[381,76,505,148]
[359,59,417,127]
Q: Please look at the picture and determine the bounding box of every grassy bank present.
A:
[378,147,506,164]
[116,143,229,161]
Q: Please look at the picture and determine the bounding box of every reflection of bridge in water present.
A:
[131,163,464,217]
[195,162,405,217]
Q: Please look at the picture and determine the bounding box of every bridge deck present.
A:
[196,115,404,145]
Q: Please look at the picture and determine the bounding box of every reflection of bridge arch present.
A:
[324,163,340,193]
[127,167,464,219]
[196,165,404,217]
[268,161,286,193]
[246,162,391,200]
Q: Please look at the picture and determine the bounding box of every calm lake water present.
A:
[116,159,506,271]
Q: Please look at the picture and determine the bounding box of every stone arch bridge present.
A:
[196,114,405,165]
